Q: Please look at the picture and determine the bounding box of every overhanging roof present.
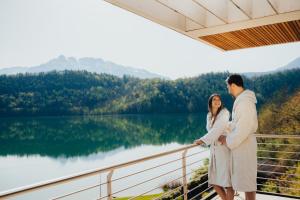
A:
[104,0,300,51]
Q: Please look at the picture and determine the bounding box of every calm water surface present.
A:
[0,114,209,199]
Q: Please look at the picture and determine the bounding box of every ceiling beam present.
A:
[232,0,253,19]
[104,0,186,32]
[266,0,279,14]
[155,0,206,28]
[188,10,300,37]
[192,0,228,24]
[230,0,252,19]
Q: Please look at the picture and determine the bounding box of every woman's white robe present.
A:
[200,109,231,187]
[226,90,258,192]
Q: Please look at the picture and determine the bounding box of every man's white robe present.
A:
[226,90,258,192]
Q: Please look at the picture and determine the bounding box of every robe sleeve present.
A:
[206,113,210,132]
[226,100,258,149]
[200,110,229,145]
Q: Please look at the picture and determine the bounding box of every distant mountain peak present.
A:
[0,55,168,79]
[57,54,66,60]
[276,56,300,71]
[243,56,300,78]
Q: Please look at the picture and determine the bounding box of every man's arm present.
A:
[226,100,257,149]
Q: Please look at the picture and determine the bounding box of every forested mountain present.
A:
[258,90,300,135]
[0,69,299,116]
[256,88,300,196]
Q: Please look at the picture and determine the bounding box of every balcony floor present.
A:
[212,192,296,200]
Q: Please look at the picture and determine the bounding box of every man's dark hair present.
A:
[226,74,244,88]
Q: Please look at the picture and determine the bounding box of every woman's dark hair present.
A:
[208,93,224,126]
[226,74,244,88]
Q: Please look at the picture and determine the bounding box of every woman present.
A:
[194,94,234,200]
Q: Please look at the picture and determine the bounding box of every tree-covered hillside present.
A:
[258,90,300,135]
[0,69,299,116]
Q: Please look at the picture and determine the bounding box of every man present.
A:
[219,74,258,200]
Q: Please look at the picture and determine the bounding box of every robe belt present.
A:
[230,151,234,175]
[210,142,217,173]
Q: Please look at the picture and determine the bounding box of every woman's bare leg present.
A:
[226,187,234,200]
[213,185,227,200]
[245,191,256,200]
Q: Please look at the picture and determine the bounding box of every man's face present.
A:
[227,83,233,95]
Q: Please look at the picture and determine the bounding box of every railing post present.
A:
[107,170,114,200]
[182,149,188,200]
[99,173,102,199]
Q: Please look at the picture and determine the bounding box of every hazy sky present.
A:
[1,0,300,79]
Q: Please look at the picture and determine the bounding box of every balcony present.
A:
[0,134,299,200]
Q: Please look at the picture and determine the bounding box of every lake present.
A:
[0,114,209,199]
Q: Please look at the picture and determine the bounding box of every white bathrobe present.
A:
[200,109,231,187]
[226,90,258,192]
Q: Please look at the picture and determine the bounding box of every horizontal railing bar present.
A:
[130,177,184,200]
[201,190,218,200]
[257,142,300,147]
[128,170,197,200]
[189,172,208,182]
[111,149,208,183]
[113,166,203,199]
[174,192,184,200]
[187,180,208,194]
[257,176,300,184]
[154,172,208,200]
[257,184,300,191]
[60,158,205,200]
[112,165,183,196]
[106,157,207,197]
[190,186,213,200]
[0,143,202,198]
[98,193,108,199]
[152,184,183,200]
[257,190,300,199]
[257,150,300,154]
[258,163,297,169]
[199,186,214,197]
[255,134,300,139]
[111,157,183,183]
[258,157,300,162]
[258,170,299,177]
[186,158,208,168]
[51,183,102,200]
[186,148,210,159]
[189,192,199,200]
[53,158,206,200]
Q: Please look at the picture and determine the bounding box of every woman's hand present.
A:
[194,139,204,145]
[218,135,227,145]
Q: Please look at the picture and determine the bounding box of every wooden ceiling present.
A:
[105,0,300,51]
[200,20,300,50]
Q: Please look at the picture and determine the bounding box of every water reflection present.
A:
[0,114,207,157]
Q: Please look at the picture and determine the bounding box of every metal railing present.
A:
[0,143,211,200]
[0,134,299,200]
[255,134,300,199]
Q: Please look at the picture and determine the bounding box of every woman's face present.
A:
[212,96,222,110]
